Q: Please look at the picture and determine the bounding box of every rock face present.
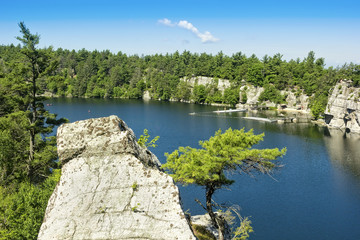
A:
[325,80,360,133]
[239,85,264,107]
[282,90,309,111]
[38,115,195,240]
[183,76,231,93]
[238,84,310,111]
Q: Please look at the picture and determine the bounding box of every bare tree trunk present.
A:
[206,185,225,240]
[27,72,37,181]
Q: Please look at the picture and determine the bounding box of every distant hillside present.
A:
[1,45,360,116]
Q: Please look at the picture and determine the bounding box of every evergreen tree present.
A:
[162,128,286,239]
[15,22,67,183]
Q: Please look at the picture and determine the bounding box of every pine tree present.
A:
[162,128,286,239]
[15,22,67,183]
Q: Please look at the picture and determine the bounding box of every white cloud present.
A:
[197,31,219,43]
[159,18,219,43]
[178,20,198,33]
[158,18,174,27]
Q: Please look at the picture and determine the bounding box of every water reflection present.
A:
[323,128,360,180]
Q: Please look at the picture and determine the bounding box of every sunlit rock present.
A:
[38,115,195,240]
[325,80,360,133]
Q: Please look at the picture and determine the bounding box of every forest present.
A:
[1,23,360,239]
[1,44,360,108]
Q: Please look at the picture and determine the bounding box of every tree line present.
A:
[2,43,360,110]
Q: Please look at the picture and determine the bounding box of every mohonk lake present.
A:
[46,98,360,240]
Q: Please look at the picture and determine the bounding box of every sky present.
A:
[1,0,359,67]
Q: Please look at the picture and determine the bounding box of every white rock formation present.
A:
[38,115,195,240]
[143,90,151,101]
[238,84,310,111]
[239,85,264,106]
[325,80,360,133]
[282,90,309,111]
[182,76,231,93]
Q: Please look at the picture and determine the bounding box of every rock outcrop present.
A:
[38,115,195,240]
[282,90,309,111]
[238,84,310,111]
[325,80,360,133]
[183,76,231,93]
[239,85,264,108]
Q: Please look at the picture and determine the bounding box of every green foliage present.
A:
[240,91,247,104]
[0,23,66,239]
[223,87,240,107]
[163,128,286,239]
[309,93,328,120]
[163,128,286,187]
[192,85,207,104]
[137,129,159,148]
[258,84,286,104]
[175,81,192,101]
[0,112,29,185]
[1,38,357,107]
[12,22,68,184]
[232,217,253,240]
[247,63,264,86]
[131,182,138,191]
[192,224,216,240]
[0,170,60,240]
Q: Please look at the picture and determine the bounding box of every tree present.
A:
[162,128,286,239]
[16,22,67,183]
[0,170,60,240]
[247,63,264,86]
[223,87,240,107]
[0,23,66,239]
[258,84,286,104]
[137,129,159,148]
[0,112,29,185]
[192,84,206,103]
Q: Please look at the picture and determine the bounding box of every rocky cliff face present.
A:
[183,76,231,93]
[325,80,360,133]
[38,115,195,240]
[238,84,310,111]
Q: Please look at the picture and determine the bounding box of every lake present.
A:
[46,98,360,240]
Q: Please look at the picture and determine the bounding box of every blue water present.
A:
[46,98,360,240]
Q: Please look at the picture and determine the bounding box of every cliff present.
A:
[183,76,231,94]
[38,116,195,239]
[238,84,310,111]
[325,80,360,133]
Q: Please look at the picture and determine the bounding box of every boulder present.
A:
[38,115,195,240]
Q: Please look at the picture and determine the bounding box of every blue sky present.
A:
[1,0,359,66]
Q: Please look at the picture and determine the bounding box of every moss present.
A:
[131,182,138,191]
[192,224,216,240]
